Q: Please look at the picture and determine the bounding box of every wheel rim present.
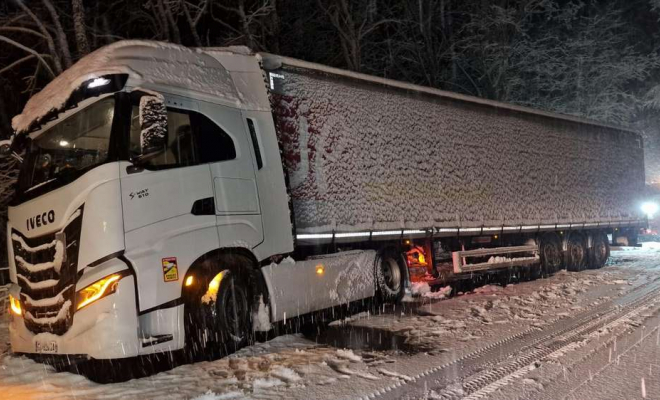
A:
[219,278,249,341]
[569,238,585,267]
[594,241,607,265]
[543,241,561,268]
[381,258,402,292]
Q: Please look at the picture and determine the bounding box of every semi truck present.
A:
[5,41,645,375]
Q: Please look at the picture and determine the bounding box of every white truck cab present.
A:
[7,42,309,362]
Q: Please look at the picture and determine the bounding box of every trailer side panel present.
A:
[269,66,645,233]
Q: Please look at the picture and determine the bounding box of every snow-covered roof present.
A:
[15,40,636,136]
[261,54,638,135]
[13,40,269,134]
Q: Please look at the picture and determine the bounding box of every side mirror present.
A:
[138,95,167,157]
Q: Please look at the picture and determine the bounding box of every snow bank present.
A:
[272,66,644,232]
[410,282,452,299]
[411,282,432,296]
[252,295,272,332]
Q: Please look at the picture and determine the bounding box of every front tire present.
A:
[183,255,253,361]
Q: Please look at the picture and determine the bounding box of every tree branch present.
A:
[13,0,62,73]
[41,0,73,67]
[0,35,55,77]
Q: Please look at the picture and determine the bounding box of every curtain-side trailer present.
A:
[3,41,645,380]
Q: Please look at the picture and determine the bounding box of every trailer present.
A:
[4,41,645,378]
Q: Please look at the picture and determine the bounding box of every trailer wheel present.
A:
[566,233,587,271]
[376,249,406,303]
[540,233,563,275]
[183,256,253,361]
[589,231,610,269]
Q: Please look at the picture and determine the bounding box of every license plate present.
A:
[35,340,58,353]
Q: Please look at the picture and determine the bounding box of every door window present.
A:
[130,106,236,169]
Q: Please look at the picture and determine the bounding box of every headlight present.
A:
[76,273,124,310]
[9,294,21,316]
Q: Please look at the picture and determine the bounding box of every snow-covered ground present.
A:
[2,244,660,399]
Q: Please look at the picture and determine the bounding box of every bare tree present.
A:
[41,0,73,67]
[317,0,395,72]
[71,0,90,55]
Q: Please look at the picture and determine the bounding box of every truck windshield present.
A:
[16,96,115,198]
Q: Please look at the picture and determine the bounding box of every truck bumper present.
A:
[9,275,140,360]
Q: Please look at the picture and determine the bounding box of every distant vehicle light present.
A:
[87,77,110,88]
[642,202,658,219]
[59,140,69,147]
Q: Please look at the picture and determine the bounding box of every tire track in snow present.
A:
[365,277,660,400]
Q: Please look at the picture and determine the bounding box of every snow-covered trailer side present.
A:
[262,55,645,279]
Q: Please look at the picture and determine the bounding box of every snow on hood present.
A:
[13,40,253,134]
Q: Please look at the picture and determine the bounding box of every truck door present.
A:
[120,95,223,311]
[197,102,264,249]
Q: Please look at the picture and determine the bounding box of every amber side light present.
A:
[185,275,194,287]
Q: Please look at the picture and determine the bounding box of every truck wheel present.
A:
[540,233,563,275]
[184,257,252,361]
[566,233,587,271]
[589,231,610,269]
[376,249,405,303]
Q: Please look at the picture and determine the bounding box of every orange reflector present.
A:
[316,265,325,275]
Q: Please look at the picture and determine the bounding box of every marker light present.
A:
[316,265,325,275]
[642,202,658,219]
[76,273,122,310]
[9,294,21,316]
[88,77,110,88]
[185,275,194,287]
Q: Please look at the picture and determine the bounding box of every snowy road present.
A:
[2,245,660,399]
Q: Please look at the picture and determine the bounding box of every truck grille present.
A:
[12,207,83,335]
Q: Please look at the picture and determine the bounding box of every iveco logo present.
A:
[27,210,55,231]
